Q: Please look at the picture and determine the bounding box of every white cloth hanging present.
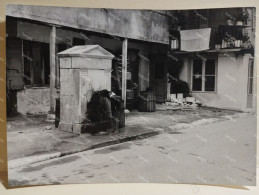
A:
[180,28,211,52]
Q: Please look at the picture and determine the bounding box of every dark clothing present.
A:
[86,91,119,134]
[100,96,113,119]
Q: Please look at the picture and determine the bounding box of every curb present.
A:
[8,152,61,169]
[9,131,160,169]
[60,131,160,156]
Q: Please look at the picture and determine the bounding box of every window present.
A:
[205,59,216,91]
[23,40,33,85]
[192,59,203,91]
[192,58,216,92]
[248,59,254,95]
[23,40,50,87]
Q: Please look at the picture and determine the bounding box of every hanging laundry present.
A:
[180,28,211,52]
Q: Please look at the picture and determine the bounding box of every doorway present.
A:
[150,54,167,103]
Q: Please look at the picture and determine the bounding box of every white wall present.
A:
[180,53,253,111]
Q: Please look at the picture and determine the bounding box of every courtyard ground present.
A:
[7,106,246,168]
[8,115,256,186]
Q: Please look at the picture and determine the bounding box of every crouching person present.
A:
[99,90,119,133]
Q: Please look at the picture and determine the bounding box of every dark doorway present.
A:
[150,54,167,103]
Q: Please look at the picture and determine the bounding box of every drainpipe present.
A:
[122,38,128,108]
[49,25,56,113]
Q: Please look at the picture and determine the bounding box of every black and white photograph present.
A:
[5,4,256,187]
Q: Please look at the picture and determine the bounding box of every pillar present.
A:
[166,73,171,101]
[50,26,56,113]
[138,53,150,91]
[122,38,128,108]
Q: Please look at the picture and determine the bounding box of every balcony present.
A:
[170,25,254,56]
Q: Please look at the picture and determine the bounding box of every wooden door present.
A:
[150,54,167,103]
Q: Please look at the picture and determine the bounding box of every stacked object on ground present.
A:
[138,90,156,112]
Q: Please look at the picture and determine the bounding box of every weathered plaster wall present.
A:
[7,5,170,44]
[17,88,50,115]
[180,53,252,111]
[15,20,87,46]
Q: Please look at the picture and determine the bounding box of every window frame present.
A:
[247,59,254,95]
[22,39,50,88]
[191,57,217,93]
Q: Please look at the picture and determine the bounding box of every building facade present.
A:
[6,5,172,115]
[6,5,256,115]
[173,8,256,111]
